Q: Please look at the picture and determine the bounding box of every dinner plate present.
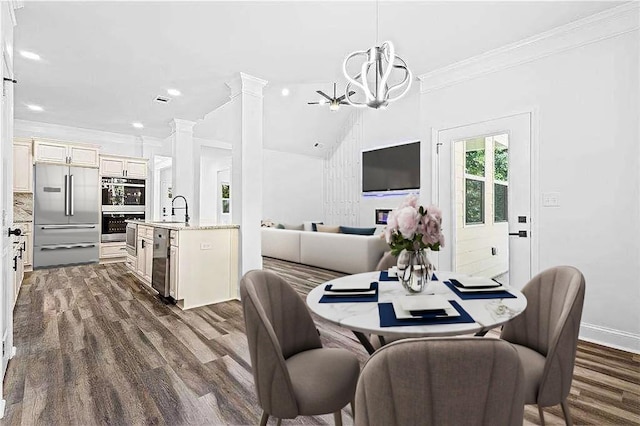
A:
[323,288,377,296]
[387,267,398,277]
[399,294,451,311]
[455,277,501,288]
[328,279,374,291]
[392,300,460,320]
[450,279,508,292]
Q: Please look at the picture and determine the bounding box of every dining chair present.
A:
[375,251,397,271]
[500,266,586,426]
[355,337,525,426]
[240,270,360,426]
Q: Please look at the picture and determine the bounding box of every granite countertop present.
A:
[125,219,239,231]
[14,220,32,223]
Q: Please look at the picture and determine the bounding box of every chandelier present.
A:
[342,2,412,109]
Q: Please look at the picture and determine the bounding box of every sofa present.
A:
[261,227,389,274]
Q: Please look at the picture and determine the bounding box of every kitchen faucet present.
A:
[171,195,190,225]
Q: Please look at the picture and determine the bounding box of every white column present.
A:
[170,119,198,223]
[226,73,268,275]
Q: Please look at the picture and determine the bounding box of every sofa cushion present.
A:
[316,224,340,233]
[339,226,376,236]
[284,223,303,230]
[261,228,301,263]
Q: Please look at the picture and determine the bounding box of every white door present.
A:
[1,52,15,382]
[437,113,532,289]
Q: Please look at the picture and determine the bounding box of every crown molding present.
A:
[170,118,196,134]
[419,3,640,94]
[226,72,268,100]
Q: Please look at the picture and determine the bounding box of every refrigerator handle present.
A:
[64,174,69,216]
[70,174,74,216]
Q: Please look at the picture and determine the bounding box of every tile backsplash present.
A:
[14,193,33,222]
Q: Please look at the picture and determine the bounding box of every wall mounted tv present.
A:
[362,141,420,193]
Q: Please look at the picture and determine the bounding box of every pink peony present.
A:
[425,205,443,223]
[396,206,420,239]
[399,194,419,209]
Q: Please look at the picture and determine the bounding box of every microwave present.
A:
[102,177,146,211]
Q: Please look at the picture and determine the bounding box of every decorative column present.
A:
[226,72,268,275]
[170,119,199,223]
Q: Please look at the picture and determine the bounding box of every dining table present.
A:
[306,270,528,355]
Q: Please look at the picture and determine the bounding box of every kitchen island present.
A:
[126,220,239,310]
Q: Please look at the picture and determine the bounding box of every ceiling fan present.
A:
[308,83,355,111]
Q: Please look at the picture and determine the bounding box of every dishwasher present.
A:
[152,228,172,299]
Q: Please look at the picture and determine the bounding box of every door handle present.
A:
[8,227,22,237]
[509,231,528,238]
[40,225,96,230]
[69,174,74,216]
[40,243,96,251]
[13,256,17,271]
[64,175,70,216]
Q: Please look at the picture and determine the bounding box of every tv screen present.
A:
[362,142,420,192]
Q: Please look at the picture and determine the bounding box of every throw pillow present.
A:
[276,224,285,229]
[339,226,377,236]
[311,222,324,232]
[283,224,303,230]
[316,224,340,233]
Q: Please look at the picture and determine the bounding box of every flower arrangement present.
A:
[383,195,445,256]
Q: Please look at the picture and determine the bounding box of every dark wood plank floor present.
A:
[1,258,638,425]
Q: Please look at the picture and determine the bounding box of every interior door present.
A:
[69,166,99,224]
[34,164,69,224]
[437,113,531,289]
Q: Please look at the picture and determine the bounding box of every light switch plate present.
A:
[542,192,560,207]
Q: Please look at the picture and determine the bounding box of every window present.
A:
[493,138,508,223]
[221,183,230,214]
[464,138,485,225]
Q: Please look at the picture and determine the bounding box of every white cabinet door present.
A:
[13,142,32,192]
[34,140,68,164]
[23,234,32,266]
[169,245,178,298]
[69,145,99,167]
[136,237,146,278]
[126,160,147,179]
[100,157,125,177]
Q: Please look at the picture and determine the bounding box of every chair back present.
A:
[375,251,397,271]
[501,266,585,406]
[240,270,322,418]
[355,337,525,426]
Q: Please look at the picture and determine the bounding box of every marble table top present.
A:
[307,271,527,338]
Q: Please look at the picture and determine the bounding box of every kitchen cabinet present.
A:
[13,239,25,308]
[100,242,127,262]
[100,155,148,179]
[13,140,33,192]
[33,139,99,167]
[135,225,153,285]
[169,245,178,299]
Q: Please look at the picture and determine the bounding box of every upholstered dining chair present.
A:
[240,270,360,426]
[375,251,397,271]
[500,266,586,426]
[355,337,525,426]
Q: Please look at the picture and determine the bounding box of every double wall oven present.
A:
[101,177,146,242]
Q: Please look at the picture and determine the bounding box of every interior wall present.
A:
[263,148,323,225]
[420,30,639,351]
[199,146,232,223]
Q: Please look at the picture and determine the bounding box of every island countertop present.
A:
[125,219,239,231]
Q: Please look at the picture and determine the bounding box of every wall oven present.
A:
[102,212,144,242]
[102,177,146,212]
[126,222,138,256]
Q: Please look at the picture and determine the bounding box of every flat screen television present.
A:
[362,141,420,192]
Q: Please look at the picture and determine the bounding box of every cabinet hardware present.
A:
[3,77,17,84]
[508,231,528,238]
[8,227,22,237]
[12,256,17,271]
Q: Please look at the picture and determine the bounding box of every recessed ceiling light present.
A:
[281,88,290,96]
[20,51,41,61]
[167,88,181,97]
[26,104,43,112]
[132,122,144,129]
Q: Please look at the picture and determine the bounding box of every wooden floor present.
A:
[1,259,638,425]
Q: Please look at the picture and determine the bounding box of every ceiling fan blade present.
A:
[316,90,333,101]
[307,102,321,105]
[339,101,350,105]
[335,91,356,103]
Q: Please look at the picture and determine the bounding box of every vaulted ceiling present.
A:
[14,1,623,157]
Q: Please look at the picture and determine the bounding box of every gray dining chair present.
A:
[375,251,397,271]
[500,266,585,426]
[355,337,525,426]
[240,270,360,426]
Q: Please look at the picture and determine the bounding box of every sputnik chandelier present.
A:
[342,1,412,109]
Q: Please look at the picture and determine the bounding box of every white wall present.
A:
[199,146,232,223]
[420,30,639,351]
[263,148,323,225]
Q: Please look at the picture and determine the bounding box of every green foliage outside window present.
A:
[221,184,230,199]
[494,183,508,223]
[465,149,485,177]
[494,144,508,182]
[465,179,484,224]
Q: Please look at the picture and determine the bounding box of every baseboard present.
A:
[580,322,640,354]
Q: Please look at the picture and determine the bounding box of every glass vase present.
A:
[397,249,433,294]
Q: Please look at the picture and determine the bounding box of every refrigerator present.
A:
[33,164,100,268]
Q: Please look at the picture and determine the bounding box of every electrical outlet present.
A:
[542,192,560,207]
[200,242,212,250]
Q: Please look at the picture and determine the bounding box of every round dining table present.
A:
[306,270,527,355]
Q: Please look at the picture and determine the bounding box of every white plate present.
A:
[328,279,374,291]
[456,277,501,288]
[399,294,451,311]
[392,300,460,320]
[323,288,376,296]
[387,267,397,277]
[454,284,509,293]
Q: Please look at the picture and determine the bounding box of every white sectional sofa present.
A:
[261,228,389,274]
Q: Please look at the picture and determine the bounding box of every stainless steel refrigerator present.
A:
[33,164,100,268]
